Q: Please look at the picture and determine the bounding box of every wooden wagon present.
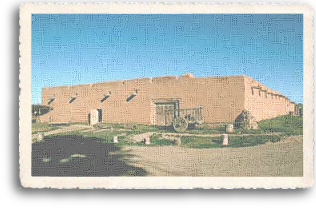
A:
[156,106,203,132]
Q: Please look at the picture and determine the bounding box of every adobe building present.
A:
[39,74,296,125]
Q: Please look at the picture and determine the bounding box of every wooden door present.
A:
[97,109,102,122]
[155,102,177,126]
[90,109,99,125]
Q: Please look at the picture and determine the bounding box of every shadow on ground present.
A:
[32,135,147,176]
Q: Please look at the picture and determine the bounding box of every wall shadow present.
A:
[32,135,147,177]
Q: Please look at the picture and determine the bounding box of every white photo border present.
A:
[19,2,314,189]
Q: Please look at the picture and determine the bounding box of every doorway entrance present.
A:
[155,100,179,126]
[89,109,103,125]
[97,109,102,123]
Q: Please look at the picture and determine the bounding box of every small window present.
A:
[69,97,76,103]
[69,93,77,103]
[126,90,139,102]
[48,98,55,105]
[101,95,109,103]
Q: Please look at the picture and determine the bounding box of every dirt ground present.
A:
[119,135,303,177]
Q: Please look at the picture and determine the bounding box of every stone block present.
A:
[222,134,228,146]
[113,136,118,143]
[226,123,234,133]
[144,137,150,145]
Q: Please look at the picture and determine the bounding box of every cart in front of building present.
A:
[157,106,203,132]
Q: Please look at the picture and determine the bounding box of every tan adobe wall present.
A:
[149,75,246,123]
[244,76,296,121]
[40,75,246,124]
[41,77,153,124]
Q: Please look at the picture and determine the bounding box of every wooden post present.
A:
[222,134,229,146]
[90,109,99,126]
[113,136,118,143]
[144,137,150,145]
[37,132,44,142]
[174,138,181,146]
[225,123,234,133]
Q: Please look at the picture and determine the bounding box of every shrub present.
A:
[180,136,223,148]
[228,135,283,147]
[150,134,176,146]
[258,115,303,135]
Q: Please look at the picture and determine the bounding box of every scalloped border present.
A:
[19,2,314,189]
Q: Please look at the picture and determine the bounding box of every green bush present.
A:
[150,134,176,146]
[152,138,176,146]
[234,128,263,134]
[180,136,223,148]
[180,134,283,149]
[228,135,283,147]
[258,115,303,135]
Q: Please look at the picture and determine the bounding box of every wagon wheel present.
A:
[173,117,189,132]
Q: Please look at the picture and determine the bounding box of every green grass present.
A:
[34,114,301,148]
[181,124,226,135]
[179,134,284,149]
[186,128,222,135]
[118,133,176,147]
[43,130,284,149]
[228,135,283,147]
[149,133,176,146]
[188,115,303,136]
[97,122,226,135]
[96,122,161,133]
[95,123,125,129]
[180,136,223,148]
[233,128,263,134]
[46,131,176,147]
[258,115,303,135]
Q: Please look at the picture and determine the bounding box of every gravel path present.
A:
[120,135,303,177]
[43,125,91,136]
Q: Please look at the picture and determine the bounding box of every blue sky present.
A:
[32,14,303,104]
